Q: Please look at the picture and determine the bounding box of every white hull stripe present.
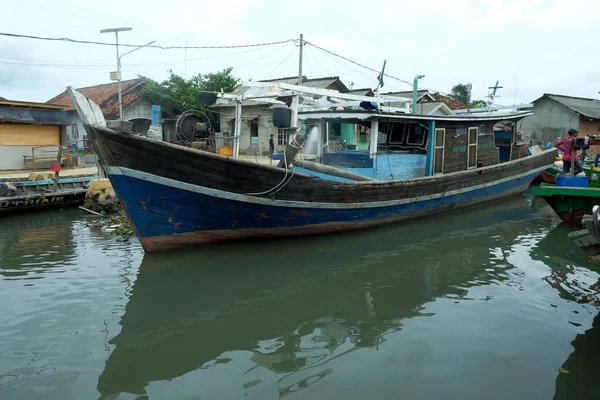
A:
[104,165,547,210]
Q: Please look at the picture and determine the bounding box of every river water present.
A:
[1,191,599,400]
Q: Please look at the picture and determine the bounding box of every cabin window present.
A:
[479,125,485,134]
[406,124,426,146]
[457,127,466,135]
[277,129,289,146]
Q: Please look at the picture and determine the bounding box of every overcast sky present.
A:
[0,0,597,106]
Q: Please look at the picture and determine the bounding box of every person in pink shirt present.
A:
[554,128,583,175]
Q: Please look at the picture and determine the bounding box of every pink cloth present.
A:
[554,136,575,161]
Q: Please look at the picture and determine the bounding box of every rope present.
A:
[243,135,301,196]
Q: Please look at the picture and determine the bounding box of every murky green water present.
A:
[1,192,599,400]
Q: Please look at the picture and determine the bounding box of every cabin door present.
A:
[467,127,478,169]
[433,128,445,174]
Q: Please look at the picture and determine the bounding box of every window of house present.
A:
[277,129,289,146]
[479,125,486,134]
[250,119,258,137]
[457,127,466,135]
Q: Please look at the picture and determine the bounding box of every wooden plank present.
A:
[476,134,499,166]
[442,132,468,173]
[434,128,445,174]
[0,125,60,146]
[467,127,478,168]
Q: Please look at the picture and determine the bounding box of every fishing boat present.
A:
[533,139,600,225]
[0,175,97,216]
[67,82,556,253]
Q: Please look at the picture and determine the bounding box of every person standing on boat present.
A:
[554,128,583,175]
[269,134,275,164]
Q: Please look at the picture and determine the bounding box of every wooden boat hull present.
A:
[539,166,561,184]
[0,177,95,217]
[0,188,87,216]
[86,124,556,252]
[532,185,600,226]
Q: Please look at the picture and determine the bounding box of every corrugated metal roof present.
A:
[0,99,67,110]
[383,90,430,99]
[347,88,374,96]
[260,76,349,92]
[0,107,72,125]
[415,102,454,115]
[541,94,600,120]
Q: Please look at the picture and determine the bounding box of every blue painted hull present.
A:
[108,166,542,252]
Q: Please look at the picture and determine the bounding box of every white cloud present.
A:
[0,0,597,104]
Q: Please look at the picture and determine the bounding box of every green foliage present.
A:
[449,83,472,105]
[449,82,489,109]
[140,67,240,116]
[469,100,488,109]
[110,208,134,237]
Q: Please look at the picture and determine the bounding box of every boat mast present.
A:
[289,34,304,144]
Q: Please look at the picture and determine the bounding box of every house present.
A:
[47,78,158,142]
[347,88,375,97]
[520,94,600,145]
[215,76,357,155]
[381,90,461,115]
[0,99,71,170]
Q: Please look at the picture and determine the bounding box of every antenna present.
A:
[486,80,503,109]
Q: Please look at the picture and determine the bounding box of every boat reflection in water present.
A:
[95,196,575,399]
[0,211,76,280]
[554,308,600,400]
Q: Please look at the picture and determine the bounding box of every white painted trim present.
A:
[299,110,533,123]
[105,165,548,210]
[434,128,446,174]
[467,126,479,169]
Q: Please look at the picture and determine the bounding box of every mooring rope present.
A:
[243,136,302,196]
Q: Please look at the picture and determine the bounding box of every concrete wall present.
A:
[520,98,579,145]
[0,146,31,170]
[218,105,283,154]
[0,125,69,170]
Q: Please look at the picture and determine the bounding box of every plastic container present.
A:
[555,175,589,188]
[218,146,233,156]
[272,153,283,161]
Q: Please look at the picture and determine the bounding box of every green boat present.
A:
[533,165,600,226]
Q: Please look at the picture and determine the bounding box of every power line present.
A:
[305,40,453,97]
[0,43,284,69]
[261,46,297,80]
[305,41,414,87]
[6,0,111,24]
[0,32,295,50]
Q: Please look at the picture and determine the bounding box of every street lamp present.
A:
[412,74,425,114]
[100,27,132,120]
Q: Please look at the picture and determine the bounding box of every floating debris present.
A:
[84,208,134,238]
[559,368,571,374]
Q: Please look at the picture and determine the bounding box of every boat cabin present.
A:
[298,110,530,180]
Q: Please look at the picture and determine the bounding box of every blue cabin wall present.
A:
[321,150,426,180]
[375,153,426,180]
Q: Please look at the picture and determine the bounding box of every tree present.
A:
[449,82,488,109]
[140,67,240,116]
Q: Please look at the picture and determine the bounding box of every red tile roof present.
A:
[432,93,469,110]
[47,78,147,118]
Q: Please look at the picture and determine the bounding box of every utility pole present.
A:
[185,40,188,79]
[298,33,303,85]
[100,27,132,120]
